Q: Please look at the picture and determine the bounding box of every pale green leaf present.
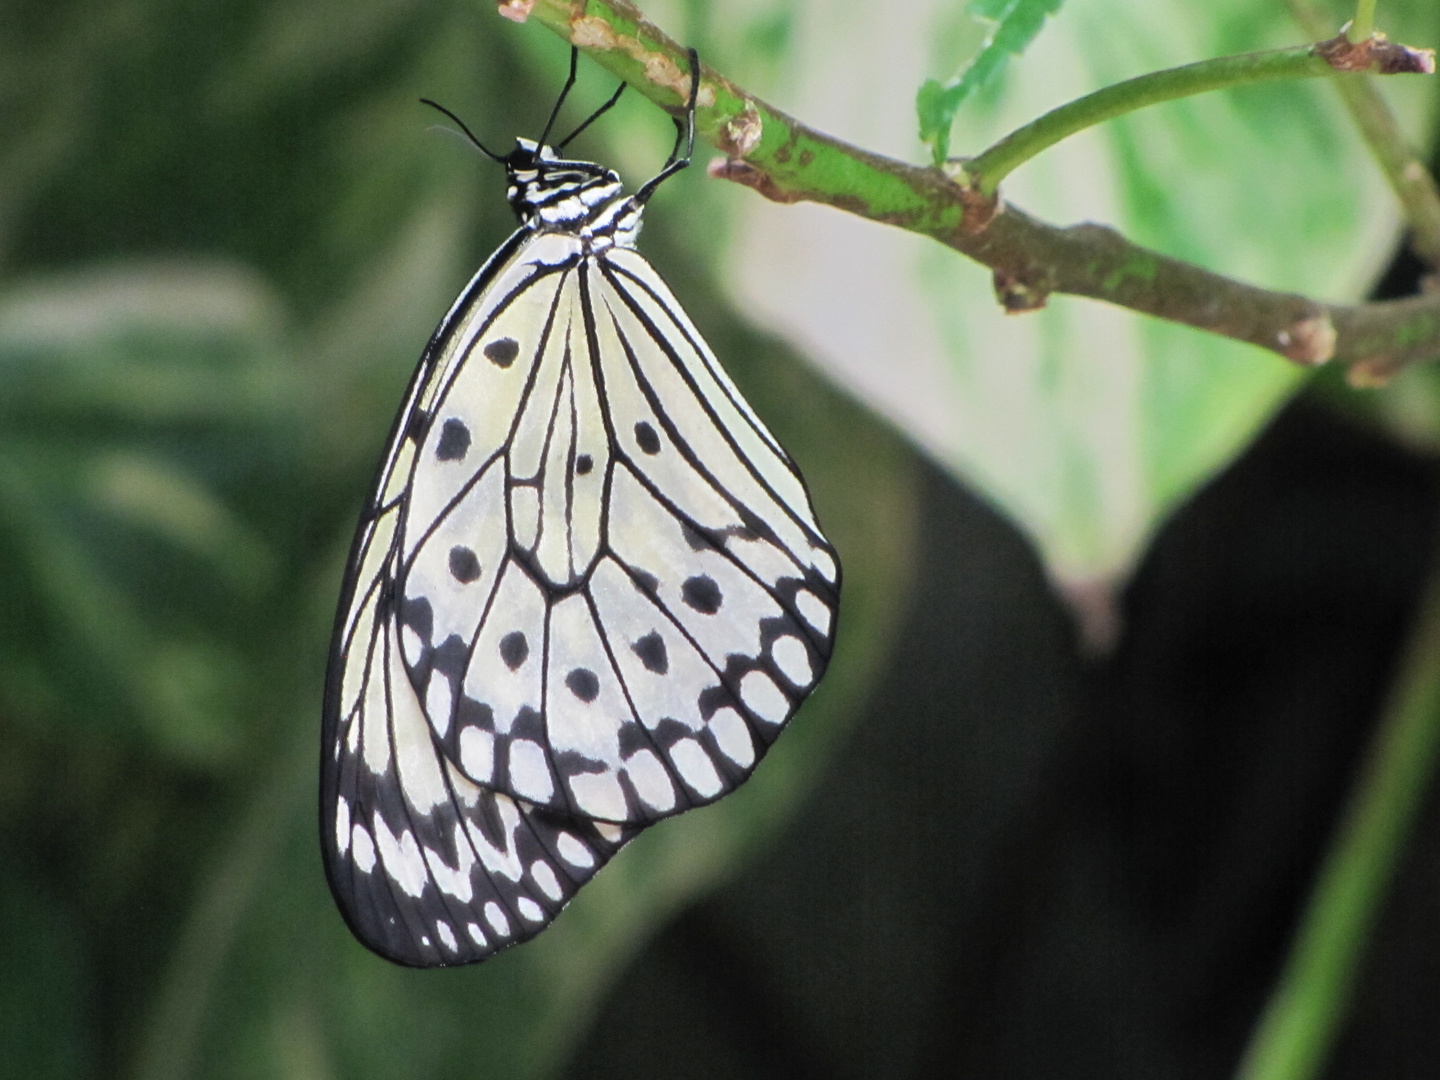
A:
[728,0,1440,600]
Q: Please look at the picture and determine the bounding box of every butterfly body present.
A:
[322,57,839,967]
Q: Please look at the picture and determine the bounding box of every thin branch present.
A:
[1289,0,1440,269]
[520,0,1440,377]
[965,46,1338,197]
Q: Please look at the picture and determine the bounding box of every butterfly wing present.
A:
[321,231,635,967]
[323,229,840,966]
[392,242,839,826]
[574,250,841,799]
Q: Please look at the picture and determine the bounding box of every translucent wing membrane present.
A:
[390,243,839,826]
[323,597,633,966]
[323,51,840,966]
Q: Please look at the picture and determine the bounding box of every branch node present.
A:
[1053,576,1124,657]
[716,102,763,159]
[1315,33,1436,75]
[942,160,999,234]
[994,270,1050,313]
[1276,313,1337,365]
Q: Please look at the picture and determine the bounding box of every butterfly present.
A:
[320,46,840,967]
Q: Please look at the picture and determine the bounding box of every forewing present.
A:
[332,235,839,871]
[528,254,841,823]
[322,232,635,966]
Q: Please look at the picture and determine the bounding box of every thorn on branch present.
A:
[1315,33,1436,75]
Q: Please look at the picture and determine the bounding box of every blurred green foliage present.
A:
[0,1,918,1077]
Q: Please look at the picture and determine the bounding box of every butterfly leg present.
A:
[538,46,581,147]
[633,47,700,205]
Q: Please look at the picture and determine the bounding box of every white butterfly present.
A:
[321,48,840,966]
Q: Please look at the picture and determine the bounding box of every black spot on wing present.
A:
[399,595,433,641]
[484,337,520,367]
[405,408,431,444]
[511,706,544,741]
[499,631,530,671]
[565,667,600,703]
[737,504,783,546]
[431,634,468,680]
[680,522,713,552]
[681,574,722,615]
[553,749,607,776]
[457,696,494,731]
[473,789,509,850]
[697,683,734,720]
[633,421,661,455]
[617,723,650,758]
[448,546,481,583]
[435,418,471,461]
[631,631,668,674]
[650,716,691,748]
[575,454,593,475]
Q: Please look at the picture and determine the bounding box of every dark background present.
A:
[567,395,1440,1080]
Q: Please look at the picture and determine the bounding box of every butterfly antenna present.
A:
[558,81,626,150]
[633,48,700,206]
[419,99,503,162]
[537,46,580,148]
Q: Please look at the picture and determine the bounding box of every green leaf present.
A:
[917,0,1065,163]
[732,0,1440,602]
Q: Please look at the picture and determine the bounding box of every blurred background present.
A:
[3,0,1440,1077]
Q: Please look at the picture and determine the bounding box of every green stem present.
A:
[1234,535,1440,1080]
[966,47,1337,196]
[1351,0,1378,42]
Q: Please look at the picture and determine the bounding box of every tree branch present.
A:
[517,0,1440,378]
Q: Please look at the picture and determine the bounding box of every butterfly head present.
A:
[504,138,628,233]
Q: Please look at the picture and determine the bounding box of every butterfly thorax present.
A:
[505,139,640,250]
